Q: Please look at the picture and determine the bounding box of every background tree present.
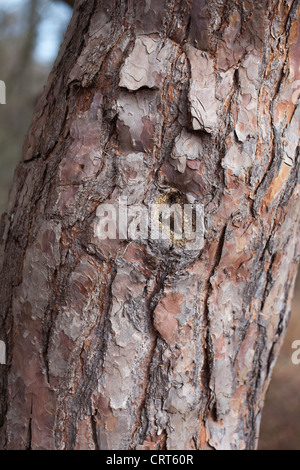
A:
[0,0,299,450]
[0,0,72,214]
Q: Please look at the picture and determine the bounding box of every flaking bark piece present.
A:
[187,46,219,133]
[119,35,179,91]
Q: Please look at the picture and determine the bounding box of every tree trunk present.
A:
[0,0,299,451]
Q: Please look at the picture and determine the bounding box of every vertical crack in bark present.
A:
[259,253,276,312]
[202,225,227,417]
[25,396,33,451]
[42,306,53,386]
[265,307,288,379]
[129,337,158,449]
[184,14,192,44]
[55,260,117,450]
[246,323,266,449]
[91,413,100,451]
[130,250,176,448]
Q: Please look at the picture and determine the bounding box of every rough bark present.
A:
[0,0,299,450]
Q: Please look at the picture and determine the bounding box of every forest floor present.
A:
[259,273,300,450]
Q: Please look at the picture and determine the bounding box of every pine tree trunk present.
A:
[0,0,299,450]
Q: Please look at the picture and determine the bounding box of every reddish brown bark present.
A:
[0,0,299,450]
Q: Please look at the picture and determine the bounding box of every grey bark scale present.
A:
[0,0,299,450]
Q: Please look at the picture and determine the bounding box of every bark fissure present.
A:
[25,396,33,451]
[202,225,227,419]
[62,261,118,450]
[90,413,100,451]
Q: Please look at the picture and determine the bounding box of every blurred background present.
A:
[0,0,299,450]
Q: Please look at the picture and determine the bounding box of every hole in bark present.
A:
[157,189,188,206]
[154,189,195,243]
[210,403,218,422]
